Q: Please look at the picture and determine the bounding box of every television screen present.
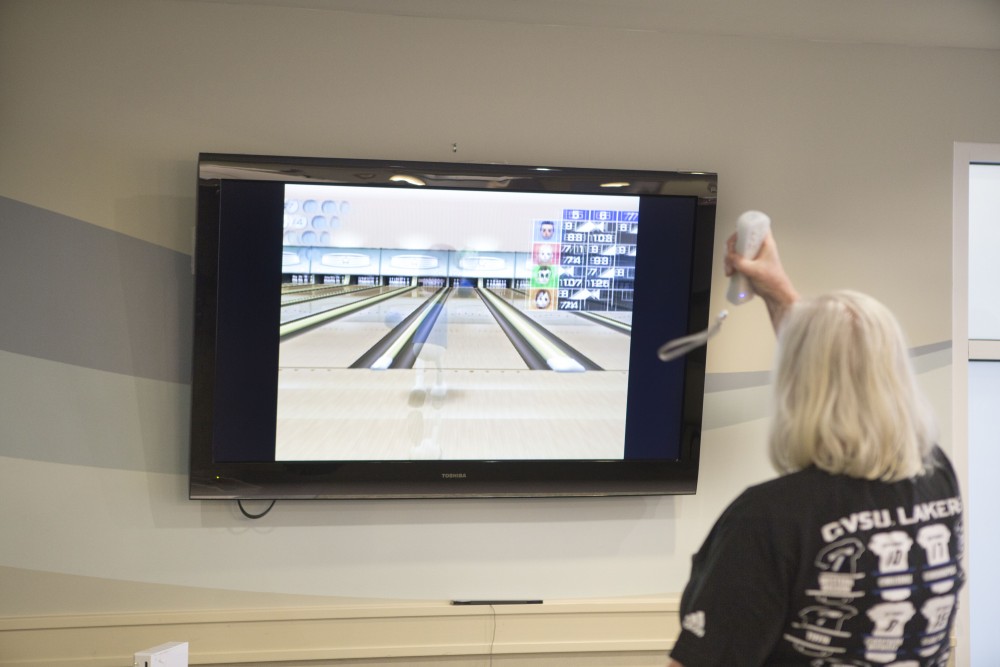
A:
[190,154,717,499]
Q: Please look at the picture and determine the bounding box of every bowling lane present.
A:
[415,287,529,370]
[279,286,429,367]
[279,284,623,372]
[279,285,529,370]
[280,283,374,306]
[493,289,632,370]
[280,282,333,303]
[594,311,632,325]
[279,285,387,324]
[276,367,628,461]
[275,286,631,461]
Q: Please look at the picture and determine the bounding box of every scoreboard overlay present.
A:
[528,209,638,313]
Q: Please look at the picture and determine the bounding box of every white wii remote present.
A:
[726,210,771,305]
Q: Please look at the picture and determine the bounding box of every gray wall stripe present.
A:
[0,195,953,470]
[704,340,951,393]
[0,196,192,384]
[704,370,772,393]
[912,340,952,356]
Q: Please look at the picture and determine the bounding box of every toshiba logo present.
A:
[441,473,467,479]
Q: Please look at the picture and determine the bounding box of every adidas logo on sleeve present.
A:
[682,610,706,638]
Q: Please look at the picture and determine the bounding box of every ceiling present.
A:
[196,0,1000,50]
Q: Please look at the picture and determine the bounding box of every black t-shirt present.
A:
[670,447,964,667]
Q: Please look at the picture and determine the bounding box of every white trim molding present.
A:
[968,340,1000,361]
[0,596,680,667]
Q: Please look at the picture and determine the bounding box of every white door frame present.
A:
[952,141,1000,667]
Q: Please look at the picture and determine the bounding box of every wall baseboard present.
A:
[0,596,679,667]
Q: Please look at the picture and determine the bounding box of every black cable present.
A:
[237,499,276,519]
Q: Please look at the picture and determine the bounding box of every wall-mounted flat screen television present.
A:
[190,153,716,499]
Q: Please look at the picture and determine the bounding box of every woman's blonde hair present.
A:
[769,290,937,482]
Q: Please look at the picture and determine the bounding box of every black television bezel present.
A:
[190,153,716,500]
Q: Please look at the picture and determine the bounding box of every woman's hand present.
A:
[725,230,799,331]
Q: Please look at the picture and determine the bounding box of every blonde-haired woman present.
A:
[668,231,964,667]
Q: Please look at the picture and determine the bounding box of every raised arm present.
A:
[724,230,799,332]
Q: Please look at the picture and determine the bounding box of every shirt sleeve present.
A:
[669,490,793,667]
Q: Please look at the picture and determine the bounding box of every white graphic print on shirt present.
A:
[920,595,955,635]
[868,531,915,601]
[809,538,865,600]
[786,494,962,664]
[917,594,956,658]
[785,604,857,657]
[917,525,956,594]
[864,601,915,663]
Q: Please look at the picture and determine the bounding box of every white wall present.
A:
[1,0,998,636]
